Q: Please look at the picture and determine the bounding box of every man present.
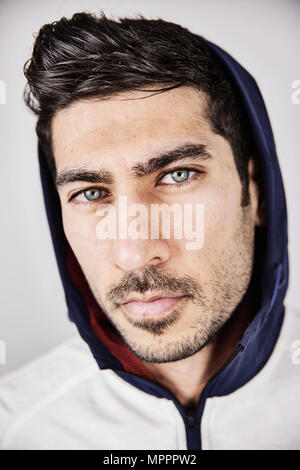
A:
[0,11,299,450]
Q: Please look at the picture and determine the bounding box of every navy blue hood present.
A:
[37,33,289,418]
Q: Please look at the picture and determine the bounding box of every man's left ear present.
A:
[248,156,267,227]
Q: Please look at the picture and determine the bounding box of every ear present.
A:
[248,156,266,227]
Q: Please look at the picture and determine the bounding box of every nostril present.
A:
[150,256,162,265]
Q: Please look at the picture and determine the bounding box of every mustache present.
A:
[105,265,205,306]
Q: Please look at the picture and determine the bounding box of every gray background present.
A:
[0,0,299,376]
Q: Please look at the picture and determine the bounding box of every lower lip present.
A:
[121,296,186,319]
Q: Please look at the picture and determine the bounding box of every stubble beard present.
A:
[86,205,255,363]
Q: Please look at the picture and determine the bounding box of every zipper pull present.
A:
[185,409,197,428]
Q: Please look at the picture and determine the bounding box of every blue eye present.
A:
[160,168,196,185]
[170,169,189,182]
[71,187,105,204]
[83,189,102,201]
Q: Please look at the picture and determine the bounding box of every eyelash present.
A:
[68,166,203,206]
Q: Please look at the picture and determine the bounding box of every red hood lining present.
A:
[66,245,155,381]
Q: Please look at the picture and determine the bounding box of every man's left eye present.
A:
[159,168,196,185]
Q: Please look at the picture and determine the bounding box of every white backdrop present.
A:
[0,0,299,376]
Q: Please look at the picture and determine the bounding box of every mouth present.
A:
[120,295,188,319]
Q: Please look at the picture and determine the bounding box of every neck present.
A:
[140,283,258,411]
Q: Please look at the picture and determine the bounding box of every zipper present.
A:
[113,343,244,449]
[185,409,197,428]
[183,343,245,449]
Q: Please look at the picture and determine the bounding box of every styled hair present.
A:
[23,11,256,205]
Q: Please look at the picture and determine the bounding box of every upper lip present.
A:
[121,294,186,304]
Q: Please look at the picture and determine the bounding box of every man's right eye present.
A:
[69,187,110,205]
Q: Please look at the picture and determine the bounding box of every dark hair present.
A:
[23,11,256,206]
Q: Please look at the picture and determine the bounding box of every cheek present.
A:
[175,179,242,272]
[61,209,111,271]
[204,178,242,247]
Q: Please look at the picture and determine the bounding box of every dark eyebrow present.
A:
[56,169,113,188]
[55,143,212,188]
[129,143,212,177]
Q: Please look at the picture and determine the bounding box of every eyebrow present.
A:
[55,143,212,188]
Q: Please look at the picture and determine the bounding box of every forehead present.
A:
[51,86,215,169]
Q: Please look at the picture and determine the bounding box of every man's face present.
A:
[53,86,260,363]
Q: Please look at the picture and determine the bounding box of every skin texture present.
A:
[52,86,263,408]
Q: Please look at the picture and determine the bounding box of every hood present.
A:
[37,33,289,402]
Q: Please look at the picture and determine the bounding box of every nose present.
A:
[112,237,170,271]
